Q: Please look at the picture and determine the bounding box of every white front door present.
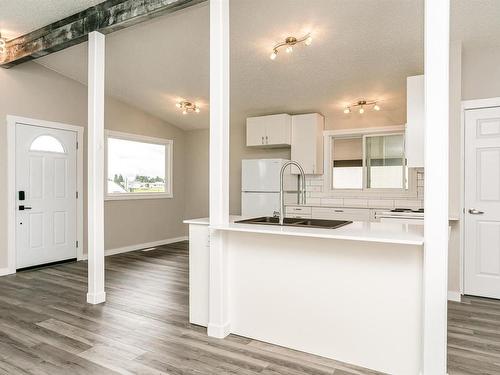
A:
[464,106,500,299]
[15,123,78,269]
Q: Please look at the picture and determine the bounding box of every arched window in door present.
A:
[30,135,65,153]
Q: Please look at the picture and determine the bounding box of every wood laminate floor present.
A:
[0,241,498,375]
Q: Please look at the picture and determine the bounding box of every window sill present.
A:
[105,193,173,201]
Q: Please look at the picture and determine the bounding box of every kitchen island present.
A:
[184,217,424,374]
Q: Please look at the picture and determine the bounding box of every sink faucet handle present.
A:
[273,211,280,218]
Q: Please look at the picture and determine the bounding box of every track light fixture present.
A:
[343,100,381,114]
[0,33,6,55]
[176,101,200,115]
[270,33,312,60]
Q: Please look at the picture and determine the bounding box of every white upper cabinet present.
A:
[291,113,324,174]
[246,114,291,147]
[406,75,424,167]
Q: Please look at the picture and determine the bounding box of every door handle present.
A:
[468,208,484,215]
[19,205,32,210]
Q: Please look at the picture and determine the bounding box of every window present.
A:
[105,131,173,200]
[365,134,407,189]
[328,131,409,192]
[332,137,363,189]
[30,135,65,153]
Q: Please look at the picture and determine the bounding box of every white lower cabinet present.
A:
[189,224,209,327]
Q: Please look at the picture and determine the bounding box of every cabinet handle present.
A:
[334,209,344,213]
[262,136,264,144]
[265,135,268,144]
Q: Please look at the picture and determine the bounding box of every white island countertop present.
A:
[184,217,424,245]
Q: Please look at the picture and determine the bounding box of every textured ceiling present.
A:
[29,0,500,131]
[0,0,105,40]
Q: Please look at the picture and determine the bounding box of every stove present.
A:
[391,208,424,213]
[375,207,424,223]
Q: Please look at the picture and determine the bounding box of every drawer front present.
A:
[285,206,312,215]
[311,207,370,221]
[287,214,312,219]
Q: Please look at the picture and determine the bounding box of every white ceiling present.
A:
[25,0,500,131]
[0,0,105,39]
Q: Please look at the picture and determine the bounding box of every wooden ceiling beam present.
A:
[0,0,206,69]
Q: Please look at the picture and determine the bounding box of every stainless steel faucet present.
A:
[279,161,306,225]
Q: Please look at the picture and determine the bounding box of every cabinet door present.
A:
[189,224,210,327]
[265,114,291,146]
[246,117,267,146]
[406,75,424,167]
[291,113,324,174]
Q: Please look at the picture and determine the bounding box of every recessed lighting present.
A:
[269,33,312,61]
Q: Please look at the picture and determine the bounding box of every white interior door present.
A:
[465,106,500,299]
[16,123,78,269]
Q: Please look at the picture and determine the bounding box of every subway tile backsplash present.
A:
[293,168,424,209]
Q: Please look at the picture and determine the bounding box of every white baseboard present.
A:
[448,291,461,302]
[80,236,188,260]
[0,267,14,277]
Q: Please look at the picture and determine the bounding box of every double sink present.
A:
[235,216,352,230]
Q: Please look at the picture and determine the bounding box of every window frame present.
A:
[104,130,173,201]
[323,126,418,198]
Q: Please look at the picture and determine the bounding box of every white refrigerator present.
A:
[241,159,298,217]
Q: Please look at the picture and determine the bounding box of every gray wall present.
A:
[0,62,187,269]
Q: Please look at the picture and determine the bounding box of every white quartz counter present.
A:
[184,217,424,245]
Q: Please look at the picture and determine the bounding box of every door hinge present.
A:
[76,141,79,149]
[76,240,79,248]
[76,191,79,199]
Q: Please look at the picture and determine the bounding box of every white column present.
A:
[423,0,450,373]
[87,31,106,305]
[208,0,230,338]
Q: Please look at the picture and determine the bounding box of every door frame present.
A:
[6,115,84,275]
[460,97,500,294]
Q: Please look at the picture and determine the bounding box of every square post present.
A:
[423,0,450,372]
[87,31,106,304]
[208,0,230,338]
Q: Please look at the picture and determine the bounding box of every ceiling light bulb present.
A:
[182,110,187,115]
[195,107,200,113]
[359,107,364,114]
[373,104,380,111]
[286,45,293,53]
[344,107,351,114]
[176,103,182,108]
[305,36,313,46]
[270,50,277,60]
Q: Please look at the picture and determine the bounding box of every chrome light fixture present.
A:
[176,101,200,115]
[270,33,312,60]
[343,100,381,114]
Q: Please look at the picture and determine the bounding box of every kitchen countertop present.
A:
[184,216,424,245]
